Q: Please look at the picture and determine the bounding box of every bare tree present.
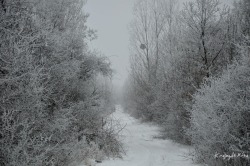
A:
[182,0,230,77]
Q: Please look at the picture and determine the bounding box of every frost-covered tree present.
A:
[0,1,121,165]
[158,0,233,143]
[188,45,250,166]
[187,1,250,165]
[181,0,232,78]
[128,0,179,121]
[124,0,238,145]
[234,0,250,37]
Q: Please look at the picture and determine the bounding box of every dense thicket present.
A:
[123,0,250,165]
[0,0,122,166]
[188,44,250,165]
[124,0,234,142]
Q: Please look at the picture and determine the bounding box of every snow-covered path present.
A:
[97,105,201,166]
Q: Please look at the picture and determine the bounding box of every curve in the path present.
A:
[99,105,202,166]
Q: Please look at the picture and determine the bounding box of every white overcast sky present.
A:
[85,0,135,88]
[85,0,234,88]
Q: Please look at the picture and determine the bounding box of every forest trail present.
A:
[96,105,202,166]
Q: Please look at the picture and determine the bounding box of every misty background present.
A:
[85,0,234,89]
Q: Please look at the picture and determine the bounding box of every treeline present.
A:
[0,0,122,166]
[123,0,250,165]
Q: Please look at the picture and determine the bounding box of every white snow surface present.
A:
[81,105,202,166]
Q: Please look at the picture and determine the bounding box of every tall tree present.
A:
[182,0,230,78]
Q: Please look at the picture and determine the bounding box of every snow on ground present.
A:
[81,105,202,166]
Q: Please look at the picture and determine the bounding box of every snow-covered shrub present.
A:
[0,0,122,165]
[188,47,250,165]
